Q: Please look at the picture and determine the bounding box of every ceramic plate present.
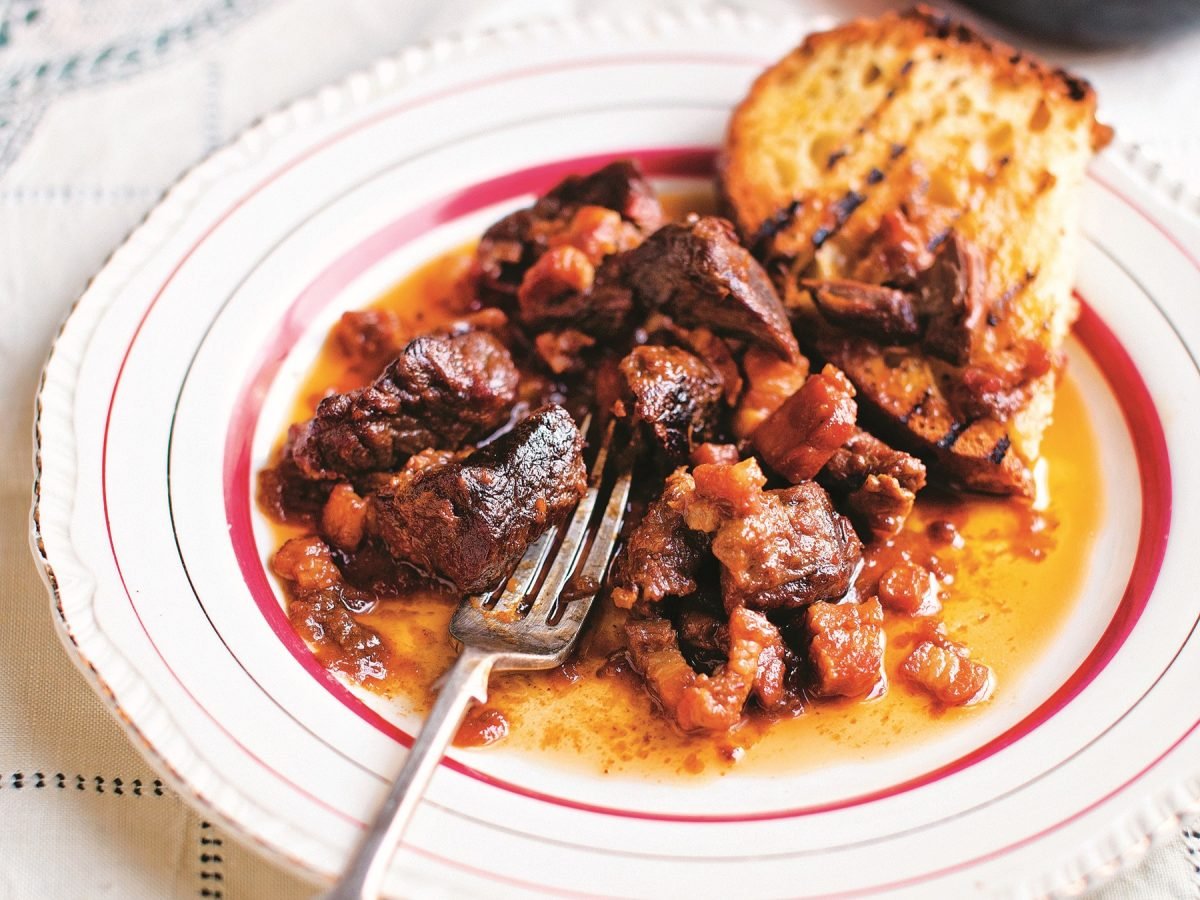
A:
[31,8,1200,898]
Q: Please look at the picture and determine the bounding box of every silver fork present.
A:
[327,418,633,900]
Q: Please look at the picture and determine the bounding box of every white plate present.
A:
[30,8,1200,898]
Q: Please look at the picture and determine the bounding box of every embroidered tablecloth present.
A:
[3,1,1198,896]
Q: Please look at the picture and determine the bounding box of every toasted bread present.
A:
[720,5,1110,496]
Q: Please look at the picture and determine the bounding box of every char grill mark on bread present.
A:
[720,4,1109,495]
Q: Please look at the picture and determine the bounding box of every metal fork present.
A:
[327,418,633,900]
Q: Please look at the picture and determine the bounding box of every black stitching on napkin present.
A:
[199,821,225,899]
[0,772,169,796]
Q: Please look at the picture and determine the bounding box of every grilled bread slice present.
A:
[720,5,1110,496]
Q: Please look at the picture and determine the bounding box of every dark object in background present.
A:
[963,0,1200,47]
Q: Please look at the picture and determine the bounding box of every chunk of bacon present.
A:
[675,608,779,731]
[901,639,993,706]
[753,364,859,483]
[806,598,886,698]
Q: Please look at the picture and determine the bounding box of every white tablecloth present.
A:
[2,1,1198,896]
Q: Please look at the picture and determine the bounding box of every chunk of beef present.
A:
[732,346,809,439]
[609,470,709,610]
[475,160,662,307]
[805,278,921,343]
[677,461,863,612]
[639,314,744,404]
[615,345,724,464]
[805,598,886,698]
[915,232,988,367]
[819,430,927,539]
[752,364,859,483]
[618,216,802,361]
[370,405,586,593]
[290,330,519,480]
[901,639,993,706]
[714,482,862,611]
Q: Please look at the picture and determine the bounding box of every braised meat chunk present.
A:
[618,216,802,361]
[290,330,519,480]
[609,470,710,610]
[674,607,779,731]
[901,639,992,706]
[625,609,785,732]
[805,279,921,344]
[475,160,662,308]
[676,459,862,612]
[819,430,927,539]
[615,345,724,464]
[806,598,885,698]
[752,364,858,483]
[370,405,586,593]
[715,482,862,611]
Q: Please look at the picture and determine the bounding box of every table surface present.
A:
[2,1,1198,897]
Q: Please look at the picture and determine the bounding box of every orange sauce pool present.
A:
[269,235,1104,778]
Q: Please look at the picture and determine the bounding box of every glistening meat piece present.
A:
[714,482,862,611]
[615,345,724,464]
[752,364,859,483]
[819,430,927,539]
[618,215,802,361]
[475,160,662,307]
[370,405,586,594]
[624,617,698,716]
[609,470,710,610]
[900,639,993,706]
[677,460,862,612]
[290,330,519,479]
[805,278,921,344]
[915,232,989,367]
[624,610,783,732]
[805,598,886,698]
[673,608,779,731]
[732,346,809,439]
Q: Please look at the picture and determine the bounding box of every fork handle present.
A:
[326,645,497,900]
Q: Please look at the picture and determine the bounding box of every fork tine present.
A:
[545,458,633,639]
[522,417,616,621]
